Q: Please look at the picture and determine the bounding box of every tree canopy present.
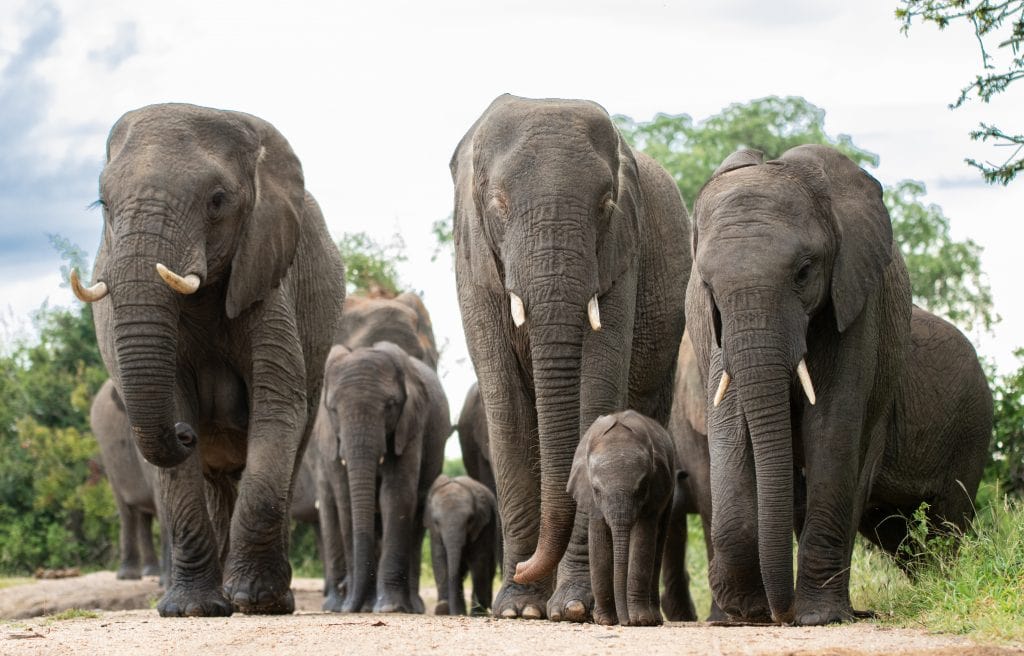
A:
[897,0,1024,184]
[336,231,407,298]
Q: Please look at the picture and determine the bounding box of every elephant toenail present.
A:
[522,605,543,619]
[501,608,518,618]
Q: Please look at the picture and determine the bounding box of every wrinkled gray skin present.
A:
[87,103,345,616]
[314,292,439,610]
[425,475,499,616]
[90,379,164,581]
[456,383,495,496]
[91,379,324,584]
[686,145,912,625]
[568,411,676,626]
[313,342,448,613]
[855,306,992,566]
[451,95,690,621]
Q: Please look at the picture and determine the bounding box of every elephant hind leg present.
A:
[116,494,143,580]
[138,511,161,577]
[660,488,697,621]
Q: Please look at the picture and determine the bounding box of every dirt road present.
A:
[2,574,1020,655]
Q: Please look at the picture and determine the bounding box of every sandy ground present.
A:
[2,573,1022,656]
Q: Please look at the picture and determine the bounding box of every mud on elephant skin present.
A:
[686,145,912,625]
[425,475,499,616]
[568,411,677,626]
[76,103,345,617]
[451,94,690,621]
[313,342,449,614]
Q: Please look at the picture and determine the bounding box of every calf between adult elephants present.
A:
[451,94,690,620]
[425,475,499,616]
[686,145,912,625]
[313,342,448,613]
[73,103,345,616]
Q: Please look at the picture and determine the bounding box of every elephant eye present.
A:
[794,260,813,286]
[208,190,227,216]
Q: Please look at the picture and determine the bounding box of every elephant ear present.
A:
[450,113,504,295]
[225,113,304,319]
[597,134,642,293]
[466,479,497,542]
[713,148,764,177]
[779,144,893,333]
[374,341,426,457]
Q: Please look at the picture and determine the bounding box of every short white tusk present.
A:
[379,456,385,465]
[797,359,816,405]
[587,295,602,331]
[713,371,731,407]
[70,269,108,303]
[155,263,200,295]
[510,293,526,327]
[340,458,347,467]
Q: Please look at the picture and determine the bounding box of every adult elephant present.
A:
[90,379,164,581]
[686,145,912,625]
[451,94,691,620]
[337,293,439,370]
[313,342,448,613]
[72,103,345,617]
[456,383,494,496]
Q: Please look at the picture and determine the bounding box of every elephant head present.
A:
[568,411,674,625]
[321,341,431,612]
[451,94,642,582]
[73,103,305,469]
[686,145,895,622]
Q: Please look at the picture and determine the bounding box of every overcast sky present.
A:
[2,0,1023,424]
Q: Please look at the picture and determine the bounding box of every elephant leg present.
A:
[468,535,495,616]
[407,516,427,614]
[138,511,161,577]
[318,473,346,612]
[628,515,664,626]
[430,531,450,615]
[588,515,616,626]
[699,505,726,621]
[547,511,593,622]
[375,474,417,613]
[114,491,142,580]
[156,452,232,617]
[660,487,697,621]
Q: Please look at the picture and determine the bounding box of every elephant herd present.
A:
[76,95,992,627]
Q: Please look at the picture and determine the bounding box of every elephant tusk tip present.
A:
[70,268,109,303]
[713,371,731,407]
[156,263,200,295]
[587,295,601,331]
[510,293,526,327]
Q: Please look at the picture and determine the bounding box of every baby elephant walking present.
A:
[569,411,678,626]
[425,475,499,616]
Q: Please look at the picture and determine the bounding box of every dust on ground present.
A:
[1,573,1021,656]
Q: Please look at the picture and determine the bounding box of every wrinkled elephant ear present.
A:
[596,133,642,294]
[225,113,304,319]
[466,480,496,541]
[374,341,425,457]
[568,414,615,512]
[779,144,893,333]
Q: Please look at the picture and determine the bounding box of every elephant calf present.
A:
[425,475,499,616]
[568,411,677,626]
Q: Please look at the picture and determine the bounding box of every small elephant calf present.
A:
[569,410,678,626]
[425,475,499,616]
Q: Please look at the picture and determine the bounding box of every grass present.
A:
[45,608,100,621]
[0,577,33,590]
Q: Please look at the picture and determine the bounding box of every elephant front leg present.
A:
[430,531,451,615]
[318,473,346,613]
[547,512,593,622]
[157,453,233,617]
[588,515,616,626]
[375,477,418,613]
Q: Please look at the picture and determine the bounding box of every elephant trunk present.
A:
[111,256,194,469]
[725,296,797,624]
[512,279,588,584]
[611,521,632,626]
[343,453,378,612]
[443,524,467,615]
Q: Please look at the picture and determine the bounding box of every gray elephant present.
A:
[425,474,499,616]
[451,94,691,621]
[568,411,677,626]
[72,103,345,617]
[90,379,164,581]
[456,383,495,496]
[313,342,449,613]
[685,145,912,625]
[337,293,439,370]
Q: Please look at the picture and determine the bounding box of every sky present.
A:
[2,0,1023,433]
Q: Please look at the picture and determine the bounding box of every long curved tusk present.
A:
[510,292,526,327]
[797,359,816,405]
[587,294,602,331]
[155,263,200,295]
[713,371,731,407]
[70,269,108,303]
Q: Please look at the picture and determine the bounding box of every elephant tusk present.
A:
[340,458,347,467]
[713,371,731,407]
[587,295,602,331]
[510,293,526,327]
[378,456,385,465]
[797,359,816,405]
[70,269,108,303]
[155,263,200,295]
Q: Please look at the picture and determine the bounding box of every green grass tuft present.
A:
[47,608,100,621]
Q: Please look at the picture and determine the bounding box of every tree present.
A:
[614,96,879,208]
[618,96,996,336]
[336,231,407,298]
[897,0,1024,184]
[989,349,1024,495]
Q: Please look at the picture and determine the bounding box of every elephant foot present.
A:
[224,557,294,615]
[322,592,345,613]
[593,602,617,626]
[794,600,854,626]
[142,563,162,578]
[493,581,548,620]
[157,585,233,617]
[660,587,697,622]
[630,604,663,627]
[117,564,142,580]
[434,600,450,616]
[547,578,593,623]
[411,593,425,614]
[707,600,728,622]
[374,588,416,614]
